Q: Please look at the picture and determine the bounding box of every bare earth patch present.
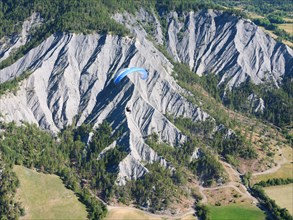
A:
[204,187,252,206]
[278,23,293,35]
[105,206,196,220]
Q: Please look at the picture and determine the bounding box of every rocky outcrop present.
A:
[165,9,293,89]
[0,33,209,183]
[115,9,293,89]
[113,8,164,45]
[247,93,265,113]
[0,13,42,62]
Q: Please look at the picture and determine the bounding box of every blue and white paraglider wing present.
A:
[114,67,148,84]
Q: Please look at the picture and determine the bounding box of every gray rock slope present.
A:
[0,33,209,184]
[115,9,293,89]
[1,8,292,183]
[0,13,42,63]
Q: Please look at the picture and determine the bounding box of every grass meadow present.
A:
[209,203,266,220]
[14,165,88,220]
[264,184,293,215]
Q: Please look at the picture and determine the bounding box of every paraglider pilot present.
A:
[126,106,131,113]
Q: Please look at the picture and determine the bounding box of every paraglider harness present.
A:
[126,106,131,113]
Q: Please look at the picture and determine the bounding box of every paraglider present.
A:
[126,106,131,113]
[113,67,148,84]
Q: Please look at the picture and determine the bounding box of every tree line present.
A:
[251,184,293,220]
[255,178,293,188]
[0,160,24,219]
[0,121,110,219]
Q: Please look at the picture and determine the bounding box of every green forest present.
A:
[0,106,259,219]
[175,65,292,141]
[1,0,292,39]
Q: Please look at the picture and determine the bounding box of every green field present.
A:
[264,184,293,215]
[13,165,88,220]
[209,203,266,220]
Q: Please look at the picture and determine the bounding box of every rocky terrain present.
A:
[115,8,293,89]
[0,13,42,63]
[0,32,209,184]
[0,8,292,184]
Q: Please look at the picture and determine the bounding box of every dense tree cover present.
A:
[210,0,293,15]
[199,73,293,130]
[146,135,195,167]
[256,178,293,187]
[77,188,108,220]
[119,162,183,211]
[77,122,127,200]
[251,184,293,220]
[0,161,24,220]
[174,115,256,161]
[241,172,252,187]
[267,14,285,24]
[199,74,222,102]
[212,127,257,160]
[146,123,226,186]
[154,116,229,187]
[262,86,293,129]
[174,117,216,139]
[0,121,109,219]
[195,203,211,220]
[0,0,130,39]
[225,80,293,128]
[189,149,225,186]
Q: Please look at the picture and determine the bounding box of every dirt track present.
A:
[198,160,258,204]
[90,146,290,219]
[252,147,288,176]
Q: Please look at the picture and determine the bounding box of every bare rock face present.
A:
[0,13,42,62]
[1,8,292,183]
[114,9,293,89]
[113,8,164,45]
[0,33,209,183]
[247,93,265,113]
[165,10,293,89]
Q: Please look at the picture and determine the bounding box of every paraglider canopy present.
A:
[114,67,148,84]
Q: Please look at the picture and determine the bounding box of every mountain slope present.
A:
[0,32,209,183]
[1,6,292,218]
[1,8,292,185]
[115,9,293,89]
